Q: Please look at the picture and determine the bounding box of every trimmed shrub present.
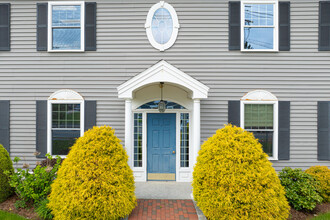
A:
[192,125,290,220]
[305,166,330,203]
[48,126,136,220]
[279,167,323,211]
[0,144,14,203]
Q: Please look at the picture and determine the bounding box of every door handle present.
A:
[172,151,176,154]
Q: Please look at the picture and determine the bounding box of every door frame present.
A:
[132,109,191,182]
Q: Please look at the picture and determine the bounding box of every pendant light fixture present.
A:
[158,82,166,113]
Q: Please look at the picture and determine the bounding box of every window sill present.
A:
[241,49,279,52]
[268,157,278,161]
[47,50,85,53]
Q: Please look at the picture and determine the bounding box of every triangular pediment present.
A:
[117,60,209,99]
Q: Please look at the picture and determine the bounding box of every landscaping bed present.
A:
[290,203,330,220]
[0,195,40,220]
[0,195,328,220]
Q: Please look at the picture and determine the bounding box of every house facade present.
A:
[0,0,329,182]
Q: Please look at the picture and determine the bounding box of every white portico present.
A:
[117,61,209,182]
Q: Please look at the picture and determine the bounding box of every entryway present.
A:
[117,60,209,182]
[147,113,176,181]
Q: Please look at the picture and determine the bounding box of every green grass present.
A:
[311,212,330,220]
[0,210,27,220]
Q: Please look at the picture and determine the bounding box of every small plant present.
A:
[35,199,53,220]
[192,125,290,220]
[0,144,14,203]
[6,153,61,208]
[279,167,323,211]
[305,166,330,203]
[48,126,136,220]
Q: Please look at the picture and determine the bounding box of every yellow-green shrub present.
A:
[48,126,136,220]
[192,125,290,220]
[305,166,330,203]
[0,144,14,202]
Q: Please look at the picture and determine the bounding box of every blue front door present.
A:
[147,113,176,180]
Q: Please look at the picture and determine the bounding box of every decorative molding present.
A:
[48,89,84,100]
[241,89,278,101]
[117,60,209,99]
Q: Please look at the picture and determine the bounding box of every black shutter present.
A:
[229,1,240,50]
[319,1,330,51]
[317,101,330,160]
[36,101,47,158]
[279,2,290,51]
[228,101,240,127]
[0,3,10,51]
[278,101,290,160]
[37,3,48,51]
[85,2,96,51]
[0,101,10,153]
[85,101,96,131]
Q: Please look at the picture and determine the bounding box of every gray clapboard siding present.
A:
[0,0,329,170]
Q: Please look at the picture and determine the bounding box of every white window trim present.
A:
[48,1,85,52]
[145,1,180,51]
[240,0,279,52]
[47,99,85,158]
[240,100,278,160]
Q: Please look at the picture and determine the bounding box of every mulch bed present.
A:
[0,195,40,220]
[290,203,330,220]
[0,195,329,220]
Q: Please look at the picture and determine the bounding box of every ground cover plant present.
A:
[279,167,323,211]
[192,124,290,220]
[0,144,14,203]
[48,125,136,220]
[0,210,27,220]
[305,166,330,203]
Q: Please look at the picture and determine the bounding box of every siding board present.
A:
[0,0,329,169]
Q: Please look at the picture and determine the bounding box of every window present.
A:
[48,90,84,156]
[180,113,189,167]
[241,90,278,160]
[241,0,278,51]
[48,1,85,52]
[134,113,143,167]
[145,1,180,51]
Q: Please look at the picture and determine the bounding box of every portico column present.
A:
[193,99,201,166]
[125,98,133,168]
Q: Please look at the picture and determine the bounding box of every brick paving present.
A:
[129,199,199,220]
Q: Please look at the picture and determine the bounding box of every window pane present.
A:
[151,8,173,44]
[138,100,186,109]
[52,130,80,155]
[52,5,81,27]
[52,28,81,50]
[252,131,273,157]
[244,27,273,50]
[52,104,80,129]
[245,104,273,129]
[180,113,189,167]
[134,113,143,167]
[245,4,273,26]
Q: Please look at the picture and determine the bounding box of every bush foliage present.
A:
[0,144,14,203]
[279,167,323,211]
[305,166,330,203]
[192,125,290,220]
[48,126,136,220]
[7,154,61,208]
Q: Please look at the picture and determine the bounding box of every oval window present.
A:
[145,2,180,51]
[151,8,173,44]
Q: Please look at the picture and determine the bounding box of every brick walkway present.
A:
[128,199,199,220]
